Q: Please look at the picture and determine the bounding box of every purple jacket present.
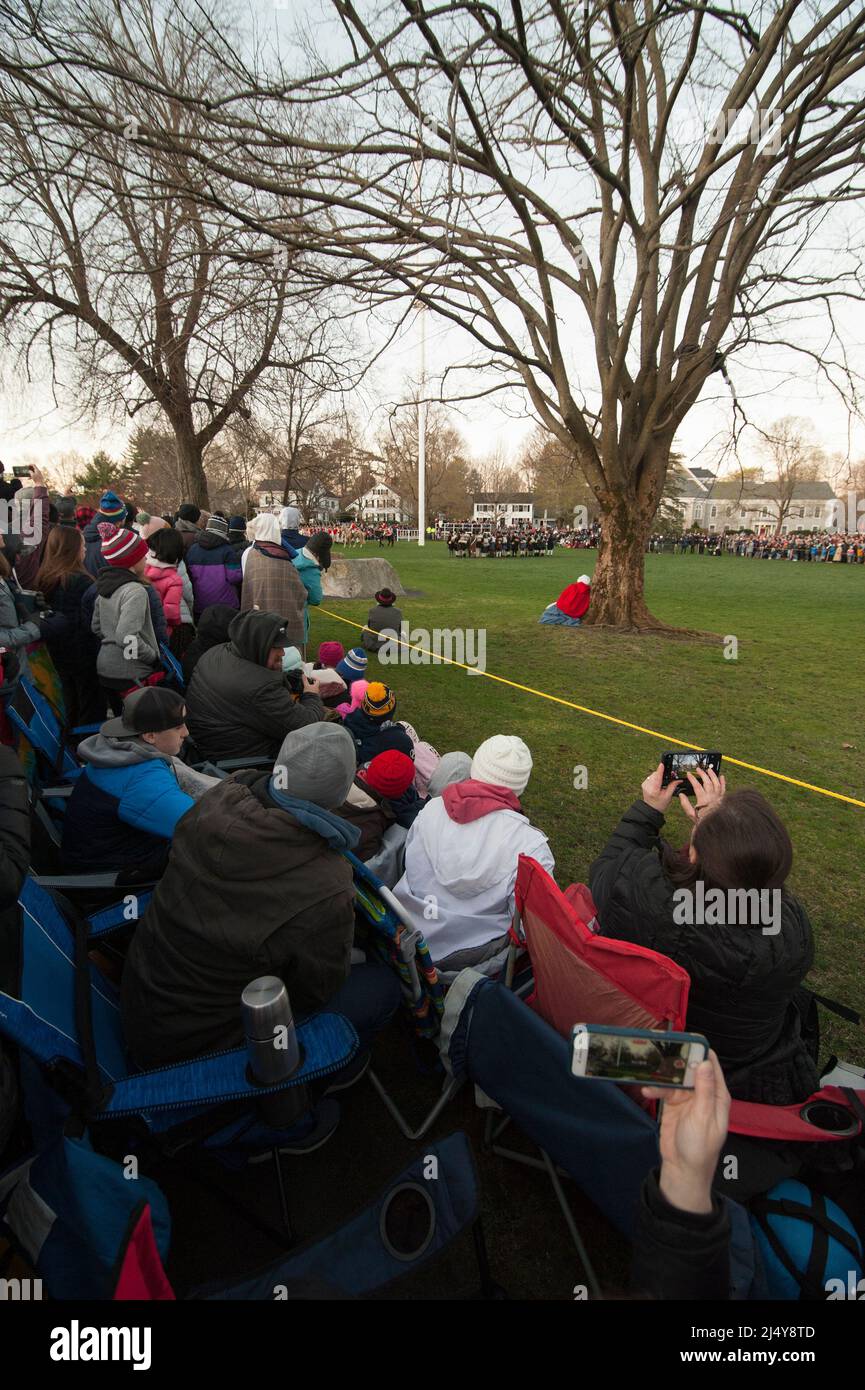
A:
[186,533,242,618]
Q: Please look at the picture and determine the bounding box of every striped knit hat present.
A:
[335,648,368,684]
[98,522,149,569]
[361,681,396,720]
[97,490,126,524]
[206,515,229,539]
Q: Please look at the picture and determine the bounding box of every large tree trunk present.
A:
[583,501,658,629]
[172,421,210,509]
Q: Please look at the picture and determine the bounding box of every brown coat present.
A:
[121,771,355,1068]
[241,542,306,646]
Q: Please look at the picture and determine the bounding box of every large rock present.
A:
[322,557,405,600]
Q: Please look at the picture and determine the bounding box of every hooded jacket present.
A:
[342,709,414,766]
[91,568,160,684]
[83,516,110,578]
[61,732,197,875]
[291,549,323,642]
[145,559,184,631]
[185,531,242,618]
[185,608,325,762]
[180,603,237,686]
[121,769,356,1068]
[392,778,555,963]
[588,800,820,1105]
[240,542,307,646]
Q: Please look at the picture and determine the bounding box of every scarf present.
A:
[267,778,361,851]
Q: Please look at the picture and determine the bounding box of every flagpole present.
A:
[418,304,426,547]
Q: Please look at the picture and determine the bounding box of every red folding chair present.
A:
[507,855,862,1168]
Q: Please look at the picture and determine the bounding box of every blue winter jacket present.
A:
[62,733,194,874]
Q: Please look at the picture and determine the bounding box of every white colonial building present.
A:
[676,467,838,534]
[256,480,341,523]
[347,480,411,524]
[471,493,535,525]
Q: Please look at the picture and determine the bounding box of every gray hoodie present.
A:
[77,732,220,799]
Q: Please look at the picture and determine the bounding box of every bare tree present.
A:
[5,2,865,627]
[0,0,335,506]
[759,416,826,531]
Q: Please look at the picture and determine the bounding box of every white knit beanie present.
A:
[471,735,533,795]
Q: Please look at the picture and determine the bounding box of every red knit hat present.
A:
[362,750,415,799]
[98,522,149,569]
[318,640,345,668]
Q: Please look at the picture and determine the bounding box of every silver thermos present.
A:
[241,976,306,1128]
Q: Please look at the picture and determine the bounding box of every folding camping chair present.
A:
[491,856,863,1266]
[2,675,94,787]
[0,877,359,1242]
[346,851,459,1139]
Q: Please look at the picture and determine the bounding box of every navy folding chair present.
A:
[0,877,358,1237]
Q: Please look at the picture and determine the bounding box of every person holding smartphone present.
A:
[588,763,819,1106]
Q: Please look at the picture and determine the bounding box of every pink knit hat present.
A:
[318,640,345,668]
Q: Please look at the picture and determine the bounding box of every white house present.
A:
[256,480,341,522]
[676,466,837,534]
[471,493,535,525]
[347,480,411,524]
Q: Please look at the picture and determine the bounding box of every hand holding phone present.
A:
[571,1024,709,1089]
[12,465,33,479]
[642,1049,731,1215]
[660,750,722,793]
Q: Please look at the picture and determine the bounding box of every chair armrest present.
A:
[103,1012,358,1117]
[33,872,121,890]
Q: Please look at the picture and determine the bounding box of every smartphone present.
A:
[571,1024,709,1088]
[12,465,33,478]
[661,749,722,790]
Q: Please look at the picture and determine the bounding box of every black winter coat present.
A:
[39,574,101,679]
[186,608,325,762]
[121,770,355,1068]
[588,800,820,1105]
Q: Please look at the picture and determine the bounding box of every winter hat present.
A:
[471,734,533,796]
[98,522,149,569]
[374,588,397,606]
[142,516,167,541]
[363,750,416,800]
[206,515,229,539]
[578,574,591,585]
[135,511,151,528]
[97,490,126,524]
[280,506,302,531]
[318,640,345,668]
[335,648,368,684]
[362,682,396,720]
[177,503,201,524]
[364,725,414,759]
[336,679,368,718]
[281,645,303,673]
[427,751,472,798]
[272,722,356,809]
[228,515,246,533]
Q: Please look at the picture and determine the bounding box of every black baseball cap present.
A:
[101,687,188,739]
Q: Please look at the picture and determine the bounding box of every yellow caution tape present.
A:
[318,609,865,810]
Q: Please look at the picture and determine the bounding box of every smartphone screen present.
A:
[662,750,721,787]
[12,466,32,478]
[578,1031,705,1086]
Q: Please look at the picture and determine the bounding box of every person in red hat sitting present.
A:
[539,573,592,626]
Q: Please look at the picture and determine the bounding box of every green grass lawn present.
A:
[311,542,864,1062]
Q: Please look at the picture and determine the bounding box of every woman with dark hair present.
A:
[588,765,819,1105]
[34,525,103,726]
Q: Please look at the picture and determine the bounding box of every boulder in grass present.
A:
[322,558,405,600]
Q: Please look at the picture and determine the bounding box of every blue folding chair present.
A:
[0,877,358,1238]
[2,676,95,786]
[346,852,460,1139]
[160,642,185,690]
